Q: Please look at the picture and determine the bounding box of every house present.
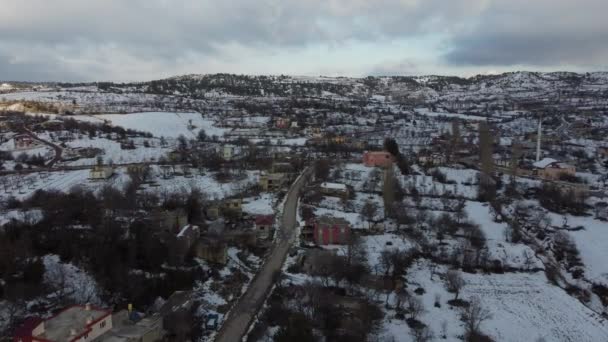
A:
[417,152,446,166]
[149,208,188,233]
[207,218,226,235]
[255,215,275,239]
[313,216,351,245]
[99,310,165,342]
[13,304,113,342]
[206,204,221,220]
[89,165,114,180]
[260,173,287,192]
[598,146,608,159]
[533,158,576,181]
[275,117,291,129]
[195,237,228,265]
[221,145,236,160]
[222,198,243,217]
[13,134,38,150]
[363,151,394,168]
[169,225,200,265]
[320,182,349,198]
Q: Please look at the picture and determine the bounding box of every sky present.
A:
[1,0,607,82]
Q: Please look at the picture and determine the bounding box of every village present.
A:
[0,72,608,341]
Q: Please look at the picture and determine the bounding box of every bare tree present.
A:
[445,270,465,300]
[361,200,378,229]
[460,297,492,340]
[409,326,433,342]
[406,295,425,320]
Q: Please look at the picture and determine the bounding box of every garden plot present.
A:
[242,193,276,216]
[460,272,608,342]
[388,262,608,342]
[142,167,259,200]
[546,212,608,285]
[62,136,172,166]
[0,169,127,201]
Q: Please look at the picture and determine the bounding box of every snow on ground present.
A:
[400,174,478,199]
[142,167,259,200]
[461,271,608,342]
[414,108,487,121]
[546,213,608,285]
[398,261,608,342]
[43,254,102,305]
[249,138,308,146]
[242,193,275,216]
[362,234,412,272]
[73,112,230,139]
[62,136,171,166]
[465,201,505,241]
[0,169,125,201]
[0,209,43,226]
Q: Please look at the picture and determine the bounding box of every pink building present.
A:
[363,151,394,167]
[313,216,350,245]
[275,118,291,129]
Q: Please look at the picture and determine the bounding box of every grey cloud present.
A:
[443,0,608,67]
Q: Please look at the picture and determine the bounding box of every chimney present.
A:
[70,328,77,336]
[536,117,542,162]
[86,316,93,325]
[85,303,92,311]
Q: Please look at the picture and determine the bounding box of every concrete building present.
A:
[533,158,576,181]
[260,173,287,192]
[149,209,188,233]
[14,304,112,342]
[195,237,228,265]
[363,151,394,168]
[320,182,349,198]
[98,311,165,342]
[89,165,114,180]
[313,216,351,245]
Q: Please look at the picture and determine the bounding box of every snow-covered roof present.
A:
[321,182,347,190]
[533,158,558,169]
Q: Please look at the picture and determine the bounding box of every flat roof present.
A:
[37,306,110,341]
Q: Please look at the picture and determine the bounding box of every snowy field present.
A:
[0,167,257,202]
[381,262,608,342]
[62,136,172,166]
[547,212,608,285]
[73,112,230,138]
[242,193,276,216]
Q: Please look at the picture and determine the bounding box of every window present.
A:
[100,320,106,328]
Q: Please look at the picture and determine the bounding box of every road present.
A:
[22,127,63,167]
[214,167,312,342]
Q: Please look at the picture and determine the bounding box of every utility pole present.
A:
[536,113,543,162]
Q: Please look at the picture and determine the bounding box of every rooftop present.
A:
[317,216,350,226]
[321,182,347,190]
[533,158,558,169]
[36,305,111,342]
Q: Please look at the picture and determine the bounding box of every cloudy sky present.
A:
[1,0,607,82]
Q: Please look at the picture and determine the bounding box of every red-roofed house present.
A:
[255,215,275,239]
[363,151,394,168]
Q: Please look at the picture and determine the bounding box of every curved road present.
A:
[214,167,312,342]
[22,127,63,167]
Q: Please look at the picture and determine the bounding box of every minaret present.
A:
[536,116,542,162]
